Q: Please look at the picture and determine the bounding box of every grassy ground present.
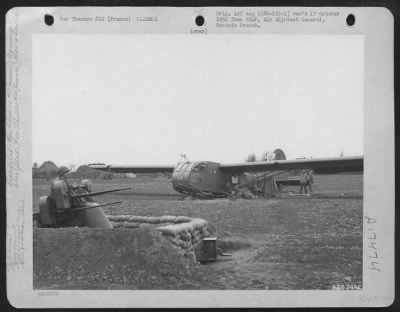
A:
[33,174,363,290]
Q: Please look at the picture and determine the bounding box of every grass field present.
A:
[33,174,363,290]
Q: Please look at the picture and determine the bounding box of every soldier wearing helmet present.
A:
[305,170,314,195]
[299,170,307,194]
[57,166,71,179]
[50,166,71,200]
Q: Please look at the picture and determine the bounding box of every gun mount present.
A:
[33,178,131,228]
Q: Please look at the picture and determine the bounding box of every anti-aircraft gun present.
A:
[33,167,131,228]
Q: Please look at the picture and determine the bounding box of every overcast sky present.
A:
[32,34,363,167]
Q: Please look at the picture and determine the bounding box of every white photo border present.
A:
[6,6,395,308]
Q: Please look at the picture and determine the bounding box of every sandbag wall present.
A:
[107,215,210,261]
[33,227,196,288]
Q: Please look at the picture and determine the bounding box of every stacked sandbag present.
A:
[33,227,197,288]
[156,218,210,260]
[105,215,211,260]
[107,214,194,228]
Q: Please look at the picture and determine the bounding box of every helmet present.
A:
[57,166,70,177]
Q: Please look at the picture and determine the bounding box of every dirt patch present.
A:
[217,237,253,251]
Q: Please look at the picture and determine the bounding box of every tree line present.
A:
[245,151,274,162]
[32,161,113,180]
[32,161,169,180]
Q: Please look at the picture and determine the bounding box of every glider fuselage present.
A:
[171,161,230,197]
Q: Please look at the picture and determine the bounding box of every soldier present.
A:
[299,170,307,194]
[56,166,70,182]
[50,166,71,199]
[305,170,314,195]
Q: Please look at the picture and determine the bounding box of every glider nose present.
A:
[171,167,194,194]
[172,170,190,185]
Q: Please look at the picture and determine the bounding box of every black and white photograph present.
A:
[6,6,394,308]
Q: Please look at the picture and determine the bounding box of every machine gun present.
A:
[33,178,131,228]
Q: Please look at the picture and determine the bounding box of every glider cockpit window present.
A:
[180,162,191,173]
[174,163,184,172]
[192,162,207,172]
[175,162,199,172]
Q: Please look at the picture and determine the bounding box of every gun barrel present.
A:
[61,201,122,213]
[70,187,131,198]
